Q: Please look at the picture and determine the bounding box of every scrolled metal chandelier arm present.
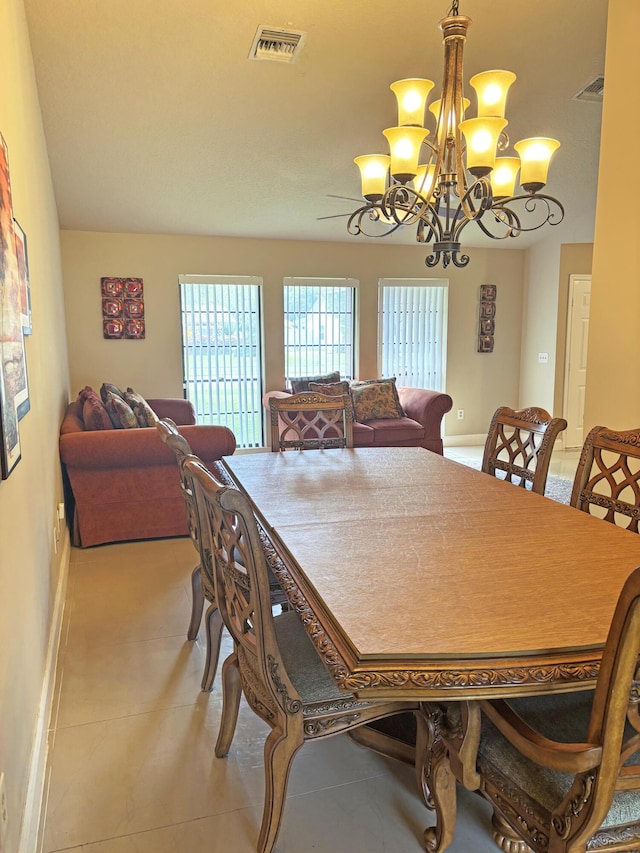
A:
[346,3,564,269]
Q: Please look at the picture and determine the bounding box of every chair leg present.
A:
[215,652,242,757]
[415,707,434,809]
[257,727,303,853]
[490,810,533,853]
[201,601,224,692]
[187,565,204,641]
[423,708,457,853]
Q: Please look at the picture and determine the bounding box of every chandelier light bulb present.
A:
[459,117,507,176]
[390,78,434,126]
[514,137,561,192]
[490,156,520,198]
[383,126,429,183]
[469,70,516,118]
[353,154,390,201]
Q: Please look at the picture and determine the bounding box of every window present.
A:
[379,279,448,391]
[179,275,263,448]
[283,278,356,383]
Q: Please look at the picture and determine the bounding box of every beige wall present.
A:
[585,0,640,430]
[60,231,526,438]
[0,2,70,850]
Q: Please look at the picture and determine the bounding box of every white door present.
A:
[563,275,591,448]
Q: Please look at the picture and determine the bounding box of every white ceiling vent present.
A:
[573,75,605,103]
[249,26,306,63]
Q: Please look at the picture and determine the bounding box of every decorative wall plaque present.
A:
[478,284,496,353]
[101,277,145,339]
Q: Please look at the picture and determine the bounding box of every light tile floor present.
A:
[42,444,579,852]
[444,442,581,481]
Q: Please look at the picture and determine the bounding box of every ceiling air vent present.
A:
[249,26,306,63]
[573,75,605,103]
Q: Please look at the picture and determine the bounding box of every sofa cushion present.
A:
[103,389,139,429]
[290,371,340,394]
[350,378,405,422]
[367,417,425,445]
[124,387,157,427]
[100,382,126,403]
[78,387,112,431]
[308,380,354,417]
[352,421,375,446]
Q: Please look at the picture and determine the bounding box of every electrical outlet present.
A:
[456,409,464,420]
[0,772,8,848]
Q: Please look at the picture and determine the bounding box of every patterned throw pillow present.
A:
[308,380,353,416]
[103,389,139,429]
[289,371,341,394]
[349,378,405,422]
[123,388,157,427]
[100,382,126,404]
[78,386,112,430]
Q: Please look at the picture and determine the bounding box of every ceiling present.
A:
[23,0,608,250]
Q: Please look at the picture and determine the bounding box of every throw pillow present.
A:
[100,382,126,404]
[308,380,353,415]
[289,371,341,394]
[103,389,139,429]
[78,386,112,430]
[349,378,405,422]
[124,387,157,427]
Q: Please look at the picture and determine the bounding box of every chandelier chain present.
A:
[448,1,460,15]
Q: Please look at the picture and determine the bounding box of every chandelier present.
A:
[347,1,564,269]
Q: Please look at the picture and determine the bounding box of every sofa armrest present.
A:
[147,398,196,425]
[60,424,235,469]
[397,387,453,433]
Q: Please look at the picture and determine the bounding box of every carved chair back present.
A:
[571,425,640,532]
[269,392,353,451]
[185,458,299,720]
[156,418,205,568]
[482,405,567,495]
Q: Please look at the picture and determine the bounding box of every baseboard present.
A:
[443,433,486,447]
[18,530,71,853]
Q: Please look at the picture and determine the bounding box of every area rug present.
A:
[457,458,573,505]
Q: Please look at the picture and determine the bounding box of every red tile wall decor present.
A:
[101,277,145,339]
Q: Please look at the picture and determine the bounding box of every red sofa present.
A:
[59,397,236,547]
[263,386,453,454]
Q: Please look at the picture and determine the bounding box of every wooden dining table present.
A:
[221,446,640,704]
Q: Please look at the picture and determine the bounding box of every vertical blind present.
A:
[283,278,356,383]
[379,279,448,391]
[179,276,263,448]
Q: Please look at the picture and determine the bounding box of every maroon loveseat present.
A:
[60,397,236,547]
[263,386,453,454]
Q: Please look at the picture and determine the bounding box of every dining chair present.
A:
[269,391,354,450]
[418,564,640,853]
[570,425,640,531]
[482,405,567,495]
[185,456,424,853]
[156,417,287,691]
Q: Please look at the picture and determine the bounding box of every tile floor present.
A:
[41,444,578,853]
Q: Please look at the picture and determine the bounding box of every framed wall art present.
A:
[477,284,497,354]
[101,277,145,339]
[14,219,31,335]
[0,131,23,477]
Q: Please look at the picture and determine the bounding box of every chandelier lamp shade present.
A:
[348,1,564,269]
